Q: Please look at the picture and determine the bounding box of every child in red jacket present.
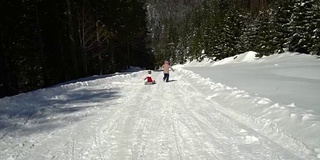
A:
[144,70,156,85]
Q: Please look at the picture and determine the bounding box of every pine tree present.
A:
[289,0,315,54]
[223,2,246,57]
[311,0,320,55]
[239,18,258,54]
[272,0,294,53]
[255,10,277,56]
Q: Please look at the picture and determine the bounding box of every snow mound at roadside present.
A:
[214,51,258,66]
[183,51,258,67]
[183,58,214,67]
[233,51,258,63]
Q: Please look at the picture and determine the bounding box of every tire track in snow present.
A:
[98,71,313,159]
[101,71,304,159]
[176,68,317,159]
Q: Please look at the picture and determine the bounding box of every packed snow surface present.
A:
[0,52,319,159]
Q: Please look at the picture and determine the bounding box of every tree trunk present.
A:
[65,0,79,78]
[53,2,68,81]
[79,0,88,76]
[35,2,48,86]
[110,40,116,73]
[250,0,268,13]
[0,50,7,98]
[95,0,103,75]
[127,42,130,69]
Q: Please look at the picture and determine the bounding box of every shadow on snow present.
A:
[0,83,122,138]
[165,79,177,83]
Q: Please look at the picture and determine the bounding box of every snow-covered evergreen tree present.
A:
[311,0,320,55]
[221,2,244,57]
[239,18,258,54]
[272,0,294,53]
[255,10,277,56]
[289,0,315,54]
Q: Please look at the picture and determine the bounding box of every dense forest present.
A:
[0,0,152,98]
[148,0,320,64]
[1,0,319,98]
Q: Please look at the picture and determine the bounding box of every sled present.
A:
[144,81,156,85]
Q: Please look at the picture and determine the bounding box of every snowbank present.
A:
[183,51,259,67]
[176,68,320,158]
[179,51,320,158]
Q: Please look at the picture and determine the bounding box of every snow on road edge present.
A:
[175,67,320,159]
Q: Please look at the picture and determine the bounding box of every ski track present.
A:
[0,70,317,160]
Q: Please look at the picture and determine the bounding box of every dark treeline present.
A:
[1,0,320,98]
[0,0,153,98]
[147,0,320,64]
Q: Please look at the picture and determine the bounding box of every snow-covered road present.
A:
[0,68,317,159]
